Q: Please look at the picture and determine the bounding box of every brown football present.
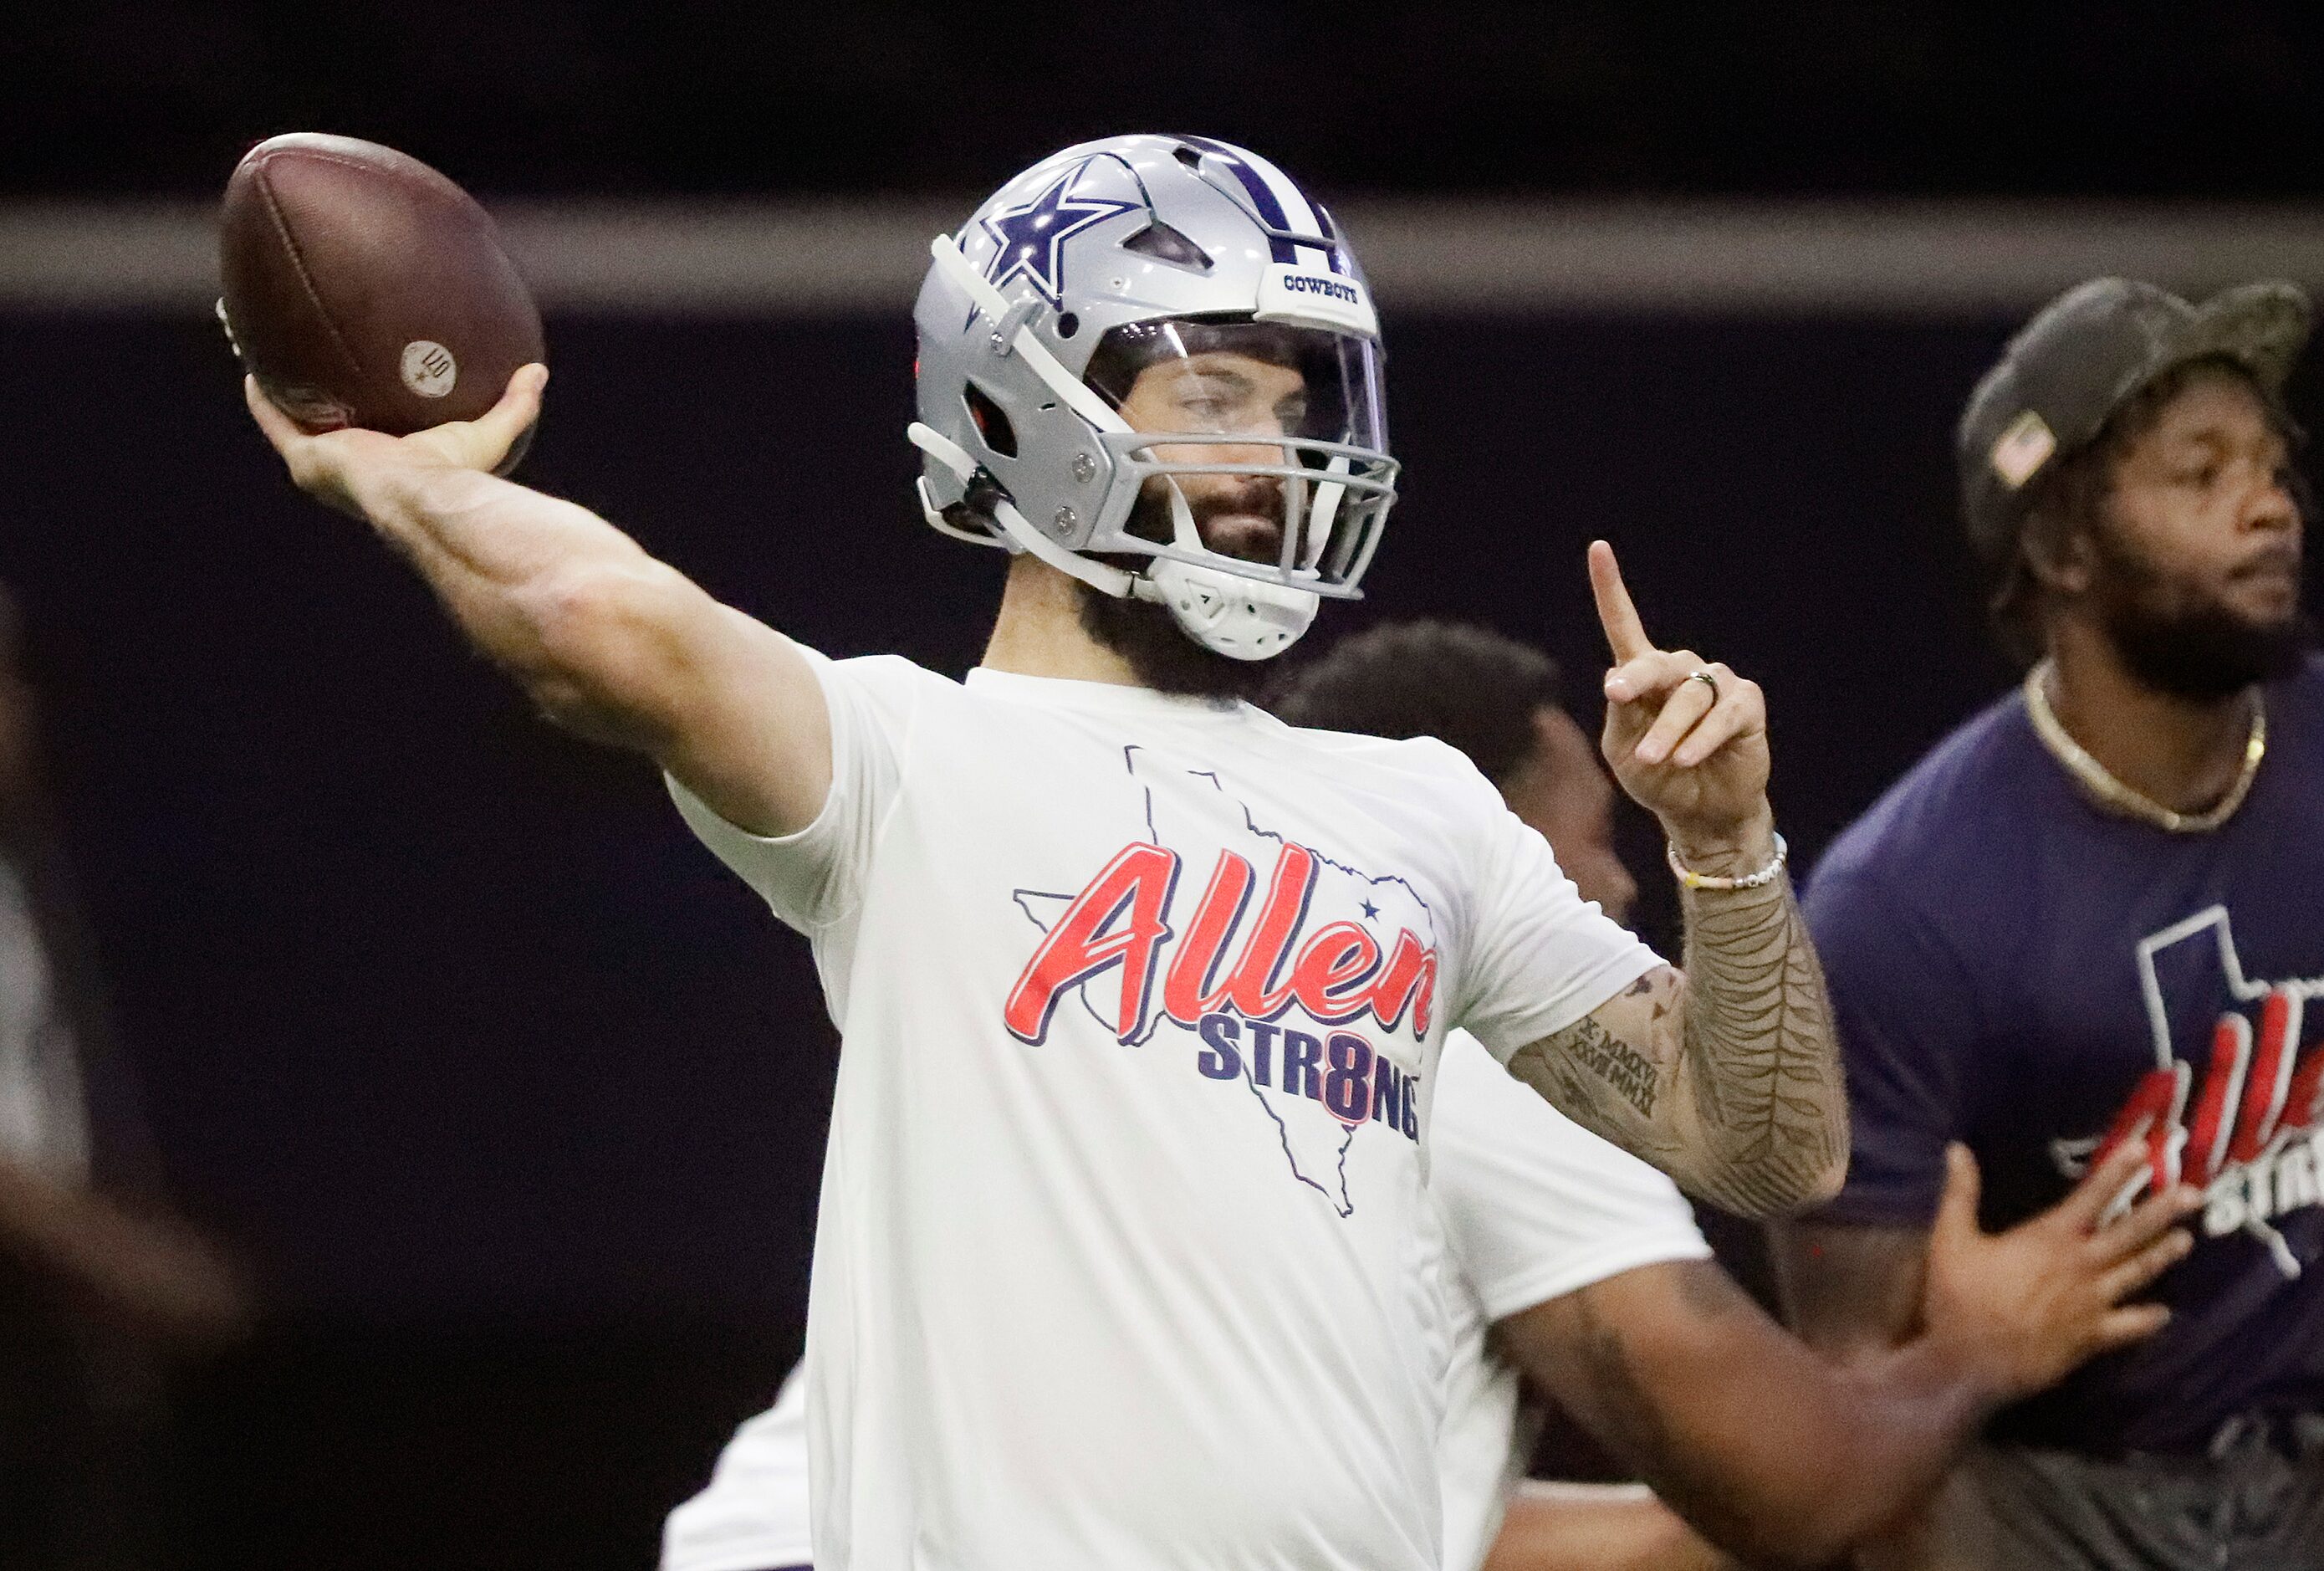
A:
[218,133,543,460]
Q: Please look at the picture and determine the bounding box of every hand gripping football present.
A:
[218,133,544,466]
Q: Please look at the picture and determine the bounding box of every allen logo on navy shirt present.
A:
[2059,906,2324,1277]
[1005,749,1435,1215]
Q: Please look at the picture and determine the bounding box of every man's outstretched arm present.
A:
[1492,1142,2197,1570]
[1766,1204,1976,1569]
[247,369,828,836]
[1502,543,1842,1215]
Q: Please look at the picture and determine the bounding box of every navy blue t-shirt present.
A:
[1806,655,2324,1455]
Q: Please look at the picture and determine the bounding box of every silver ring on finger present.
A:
[1688,668,1720,704]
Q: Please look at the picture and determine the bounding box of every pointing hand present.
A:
[1589,540,1774,870]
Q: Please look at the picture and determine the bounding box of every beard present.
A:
[1074,581,1279,702]
[1070,474,1297,703]
[2087,523,2312,701]
[1121,473,1290,560]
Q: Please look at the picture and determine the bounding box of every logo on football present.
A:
[401,340,458,398]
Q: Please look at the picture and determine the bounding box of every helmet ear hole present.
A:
[963,382,1018,458]
[1121,222,1212,273]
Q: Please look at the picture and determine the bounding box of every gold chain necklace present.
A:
[2021,660,2265,834]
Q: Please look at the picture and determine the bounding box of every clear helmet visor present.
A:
[1083,316,1397,597]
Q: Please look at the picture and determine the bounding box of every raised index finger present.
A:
[1588,540,1655,663]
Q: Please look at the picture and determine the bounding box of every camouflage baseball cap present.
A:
[1957,278,2312,566]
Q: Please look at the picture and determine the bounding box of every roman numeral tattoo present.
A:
[1562,1018,1660,1119]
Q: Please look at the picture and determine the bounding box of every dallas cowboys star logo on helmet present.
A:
[979,161,1142,305]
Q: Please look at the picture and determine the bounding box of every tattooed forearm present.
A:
[1677,875,1845,1215]
[1504,873,1846,1217]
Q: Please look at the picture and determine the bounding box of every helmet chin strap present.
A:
[1145,479,1319,662]
[1147,560,1320,661]
[912,424,1315,661]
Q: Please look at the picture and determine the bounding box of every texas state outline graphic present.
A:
[1011,745,1438,1216]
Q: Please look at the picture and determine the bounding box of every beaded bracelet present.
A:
[1667,832,1788,892]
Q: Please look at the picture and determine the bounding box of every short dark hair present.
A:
[1989,355,2301,663]
[1265,620,1561,785]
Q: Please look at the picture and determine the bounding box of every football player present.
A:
[248,135,1846,1570]
[656,622,2195,1571]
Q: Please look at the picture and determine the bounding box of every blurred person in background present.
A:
[657,620,2196,1571]
[0,583,246,1570]
[1778,279,2324,1568]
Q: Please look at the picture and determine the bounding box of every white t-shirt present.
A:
[1428,1030,1709,1571]
[663,1364,814,1571]
[670,654,1658,1571]
[659,1031,1706,1571]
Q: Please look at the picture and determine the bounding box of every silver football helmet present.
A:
[909,135,1397,660]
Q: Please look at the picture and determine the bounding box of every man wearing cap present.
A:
[1775,277,2324,1568]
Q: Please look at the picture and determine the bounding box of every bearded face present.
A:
[1071,581,1277,702]
[2078,366,2311,700]
[2086,519,2311,700]
[1066,345,1316,699]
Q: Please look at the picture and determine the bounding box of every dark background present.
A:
[13,1,2324,200]
[6,5,2324,1568]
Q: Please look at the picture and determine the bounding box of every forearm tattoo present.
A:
[1506,876,1845,1216]
[1678,877,1844,1214]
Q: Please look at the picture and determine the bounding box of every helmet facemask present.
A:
[1076,317,1392,658]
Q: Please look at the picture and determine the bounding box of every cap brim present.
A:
[2149,281,2313,399]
